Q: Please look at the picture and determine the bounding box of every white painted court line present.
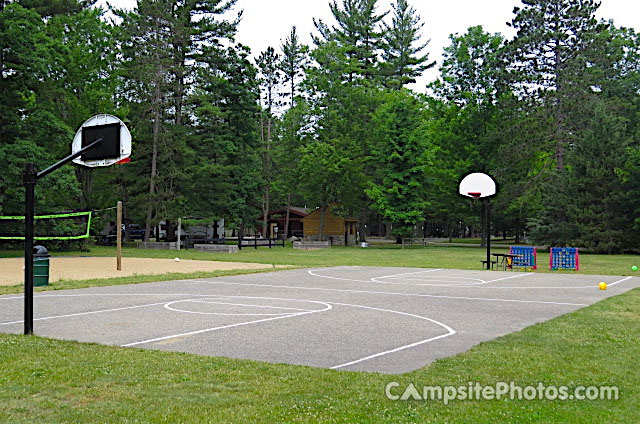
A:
[0,300,172,326]
[191,280,588,306]
[486,273,534,283]
[372,270,487,287]
[326,302,456,370]
[606,276,633,287]
[312,267,491,288]
[307,268,372,283]
[309,267,636,290]
[372,269,445,281]
[122,300,333,347]
[480,275,635,289]
[164,299,320,316]
[186,299,315,312]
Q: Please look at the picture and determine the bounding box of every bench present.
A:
[293,241,331,250]
[481,260,497,270]
[402,238,431,248]
[194,244,238,253]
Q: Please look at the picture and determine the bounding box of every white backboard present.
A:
[72,114,131,167]
[458,172,497,199]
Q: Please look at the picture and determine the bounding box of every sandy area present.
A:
[0,257,280,286]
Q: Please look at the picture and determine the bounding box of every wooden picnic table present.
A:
[492,253,524,271]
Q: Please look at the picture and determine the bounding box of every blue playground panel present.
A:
[550,247,580,270]
[509,246,537,270]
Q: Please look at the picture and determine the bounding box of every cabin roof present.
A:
[259,207,309,220]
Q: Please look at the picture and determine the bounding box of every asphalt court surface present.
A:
[1,267,638,373]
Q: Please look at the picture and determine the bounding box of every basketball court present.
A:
[1,267,637,374]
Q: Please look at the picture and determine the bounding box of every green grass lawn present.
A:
[1,286,638,423]
[4,243,639,270]
[1,244,637,295]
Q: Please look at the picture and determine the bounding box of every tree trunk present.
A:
[283,193,292,240]
[166,220,176,242]
[290,77,295,107]
[262,115,272,238]
[318,205,327,241]
[144,75,161,242]
[262,189,269,238]
[358,205,367,242]
[554,33,565,171]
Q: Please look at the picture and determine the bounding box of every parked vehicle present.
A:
[127,224,145,240]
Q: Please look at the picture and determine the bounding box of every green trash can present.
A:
[33,245,50,287]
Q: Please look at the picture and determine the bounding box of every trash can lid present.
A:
[33,245,49,257]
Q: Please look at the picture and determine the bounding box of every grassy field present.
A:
[0,244,637,295]
[1,285,638,423]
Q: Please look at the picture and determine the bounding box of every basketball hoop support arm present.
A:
[37,138,103,179]
[22,138,103,335]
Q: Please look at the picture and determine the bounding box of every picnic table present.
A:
[492,253,524,271]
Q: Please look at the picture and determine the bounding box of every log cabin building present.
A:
[258,207,308,239]
[301,205,358,245]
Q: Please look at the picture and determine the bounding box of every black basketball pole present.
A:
[23,163,36,335]
[22,138,103,335]
[485,198,491,270]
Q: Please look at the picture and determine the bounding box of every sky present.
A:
[102,0,640,92]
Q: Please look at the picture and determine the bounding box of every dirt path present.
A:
[0,257,280,286]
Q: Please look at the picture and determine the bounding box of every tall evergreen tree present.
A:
[313,0,386,83]
[366,90,432,241]
[279,26,308,107]
[507,0,605,170]
[119,0,178,241]
[256,46,281,237]
[190,44,261,235]
[278,26,309,238]
[380,0,433,89]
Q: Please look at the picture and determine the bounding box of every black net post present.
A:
[23,163,36,335]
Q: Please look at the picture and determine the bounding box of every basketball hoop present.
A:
[458,172,499,271]
[71,114,132,168]
[458,173,497,199]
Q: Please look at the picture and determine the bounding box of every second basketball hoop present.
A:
[458,172,498,199]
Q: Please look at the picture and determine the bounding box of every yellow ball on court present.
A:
[598,282,607,291]
[174,257,180,262]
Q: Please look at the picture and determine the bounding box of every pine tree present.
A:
[507,0,605,170]
[118,0,177,241]
[256,46,281,237]
[190,44,261,235]
[313,0,386,83]
[380,0,434,89]
[278,26,309,239]
[279,26,308,107]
